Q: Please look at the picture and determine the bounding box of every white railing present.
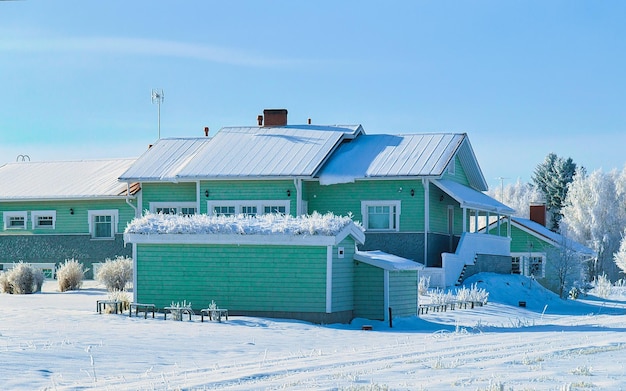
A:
[441,233,511,287]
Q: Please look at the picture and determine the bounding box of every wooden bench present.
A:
[129,302,156,319]
[96,299,123,314]
[164,306,193,321]
[200,308,228,322]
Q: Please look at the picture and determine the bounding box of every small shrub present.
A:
[57,259,87,292]
[418,276,430,296]
[108,289,131,312]
[0,262,45,294]
[569,286,580,300]
[96,256,133,292]
[593,274,612,298]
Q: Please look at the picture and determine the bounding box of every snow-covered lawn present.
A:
[1,273,626,390]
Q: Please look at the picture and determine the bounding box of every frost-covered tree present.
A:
[614,230,626,278]
[487,179,544,218]
[562,168,624,281]
[546,227,587,298]
[532,153,577,231]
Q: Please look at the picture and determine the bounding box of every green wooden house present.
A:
[486,205,595,295]
[120,109,513,322]
[0,159,139,278]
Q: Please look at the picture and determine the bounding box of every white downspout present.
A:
[132,243,138,303]
[196,181,201,214]
[326,245,333,313]
[423,179,429,266]
[125,183,138,217]
[294,178,302,216]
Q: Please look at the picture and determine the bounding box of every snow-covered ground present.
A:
[1,273,626,390]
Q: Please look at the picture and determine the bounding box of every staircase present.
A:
[455,264,468,286]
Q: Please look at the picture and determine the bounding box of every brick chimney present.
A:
[529,203,546,226]
[262,109,288,127]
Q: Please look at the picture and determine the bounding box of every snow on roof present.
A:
[0,158,137,200]
[317,133,469,185]
[433,179,515,215]
[125,212,364,242]
[511,217,596,256]
[354,250,423,271]
[120,125,364,181]
[119,138,211,181]
[175,126,363,179]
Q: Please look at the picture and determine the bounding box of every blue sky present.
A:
[1,1,625,190]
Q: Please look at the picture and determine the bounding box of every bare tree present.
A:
[546,228,588,298]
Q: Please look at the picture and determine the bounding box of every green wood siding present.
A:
[507,224,552,253]
[331,238,356,312]
[199,180,296,215]
[428,191,464,235]
[0,199,134,235]
[353,261,384,320]
[141,182,197,208]
[304,180,424,231]
[442,155,470,186]
[389,271,418,317]
[136,244,328,312]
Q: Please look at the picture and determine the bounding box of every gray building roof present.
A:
[120,125,364,181]
[317,133,488,191]
[0,158,137,201]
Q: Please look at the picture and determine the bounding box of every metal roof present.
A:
[433,179,515,215]
[0,158,137,200]
[118,138,211,181]
[317,133,488,188]
[120,125,363,181]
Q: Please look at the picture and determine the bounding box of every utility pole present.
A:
[151,89,164,139]
[496,177,509,202]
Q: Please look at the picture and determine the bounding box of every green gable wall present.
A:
[507,223,552,253]
[135,243,329,315]
[442,155,470,186]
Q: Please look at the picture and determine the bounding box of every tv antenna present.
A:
[151,89,164,139]
[495,177,509,202]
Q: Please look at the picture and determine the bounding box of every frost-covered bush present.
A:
[418,276,430,296]
[0,262,44,294]
[467,283,489,304]
[57,259,86,292]
[592,273,612,298]
[430,289,454,305]
[96,256,133,292]
[108,289,131,312]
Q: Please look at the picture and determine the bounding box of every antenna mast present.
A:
[151,89,164,139]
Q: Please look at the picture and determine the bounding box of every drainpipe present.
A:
[125,183,138,217]
[423,179,429,267]
[294,178,302,215]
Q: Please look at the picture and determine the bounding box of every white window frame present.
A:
[361,201,401,232]
[149,202,197,216]
[31,210,57,229]
[511,252,546,278]
[207,200,291,217]
[3,211,27,230]
[88,210,119,239]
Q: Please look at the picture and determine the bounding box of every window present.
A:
[213,206,236,216]
[3,211,27,230]
[88,210,118,239]
[447,161,456,175]
[511,253,546,278]
[361,201,401,231]
[150,202,197,216]
[263,205,286,215]
[208,200,290,217]
[32,211,56,229]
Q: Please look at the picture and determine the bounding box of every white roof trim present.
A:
[433,179,515,215]
[125,231,360,247]
[354,250,423,271]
